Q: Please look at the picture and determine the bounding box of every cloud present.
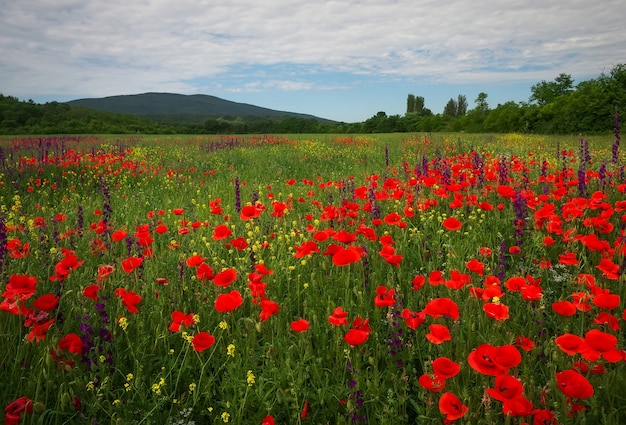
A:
[1,0,624,118]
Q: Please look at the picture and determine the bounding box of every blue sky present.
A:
[1,0,624,123]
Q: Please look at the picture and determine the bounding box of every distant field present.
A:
[1,132,624,424]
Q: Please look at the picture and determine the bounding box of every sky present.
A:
[1,0,625,123]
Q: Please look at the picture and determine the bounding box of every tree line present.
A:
[1,63,624,135]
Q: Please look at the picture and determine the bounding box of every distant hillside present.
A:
[66,92,335,123]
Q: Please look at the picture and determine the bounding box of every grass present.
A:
[0,132,624,424]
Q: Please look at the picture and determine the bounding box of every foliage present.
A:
[0,133,625,424]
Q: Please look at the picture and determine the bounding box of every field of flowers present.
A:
[1,132,624,424]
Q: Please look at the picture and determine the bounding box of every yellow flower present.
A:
[189,383,197,393]
[221,411,230,423]
[193,314,200,324]
[246,370,255,387]
[86,381,95,391]
[118,317,128,331]
[126,373,134,381]
[219,320,229,330]
[227,344,235,357]
[492,296,501,304]
[113,399,121,406]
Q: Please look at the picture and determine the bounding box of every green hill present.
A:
[66,92,335,124]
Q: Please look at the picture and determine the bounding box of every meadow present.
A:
[0,132,624,424]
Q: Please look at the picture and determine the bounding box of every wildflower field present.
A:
[1,132,625,425]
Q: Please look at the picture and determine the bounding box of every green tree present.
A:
[529,73,574,105]
[456,95,468,116]
[406,94,416,115]
[443,98,457,117]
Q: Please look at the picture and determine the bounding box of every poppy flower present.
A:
[191,332,215,352]
[261,415,275,425]
[592,292,620,310]
[374,286,396,307]
[294,241,320,258]
[428,270,445,286]
[186,254,205,267]
[155,224,168,234]
[584,329,617,352]
[213,268,238,287]
[423,298,460,320]
[438,392,468,422]
[33,293,59,312]
[556,369,594,399]
[240,204,262,220]
[432,357,461,379]
[290,319,309,332]
[426,324,451,344]
[121,256,143,274]
[401,309,425,330]
[514,335,535,351]
[328,306,349,326]
[412,275,425,290]
[465,258,485,276]
[215,290,243,313]
[196,263,214,281]
[259,298,280,321]
[331,245,363,266]
[552,300,577,316]
[555,333,586,356]
[418,374,446,392]
[169,311,196,332]
[501,395,534,417]
[83,284,102,301]
[111,229,128,242]
[383,212,403,226]
[96,265,115,283]
[468,344,521,376]
[486,375,524,402]
[114,288,142,313]
[593,312,620,331]
[212,224,232,241]
[4,397,33,425]
[344,317,371,346]
[442,217,462,231]
[58,333,84,355]
[26,319,55,342]
[483,302,509,321]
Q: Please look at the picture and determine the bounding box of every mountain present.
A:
[65,92,335,123]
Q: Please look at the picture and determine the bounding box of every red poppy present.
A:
[412,275,425,290]
[596,258,620,280]
[502,395,535,417]
[83,284,102,301]
[483,301,509,320]
[155,224,168,234]
[121,256,143,274]
[229,237,248,250]
[328,306,349,326]
[418,374,446,392]
[426,324,451,344]
[293,240,320,258]
[555,333,585,356]
[212,224,232,241]
[331,245,363,266]
[33,293,59,311]
[2,274,37,302]
[213,268,238,287]
[26,319,55,342]
[556,369,594,399]
[468,344,521,376]
[401,309,425,330]
[428,270,445,286]
[374,286,396,307]
[497,185,516,198]
[383,212,403,226]
[442,217,462,231]
[432,357,461,379]
[593,312,620,331]
[584,329,617,352]
[344,317,371,346]
[186,254,205,267]
[514,335,535,351]
[438,392,468,422]
[215,290,243,313]
[114,288,142,313]
[423,298,460,320]
[592,292,620,310]
[261,415,275,425]
[191,332,215,352]
[290,319,309,332]
[4,397,33,425]
[196,263,214,281]
[96,265,115,283]
[173,208,185,215]
[486,375,523,402]
[259,298,280,321]
[551,300,577,317]
[169,311,196,332]
[111,230,128,242]
[465,258,485,276]
[58,333,84,355]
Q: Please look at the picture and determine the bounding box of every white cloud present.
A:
[1,0,625,105]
